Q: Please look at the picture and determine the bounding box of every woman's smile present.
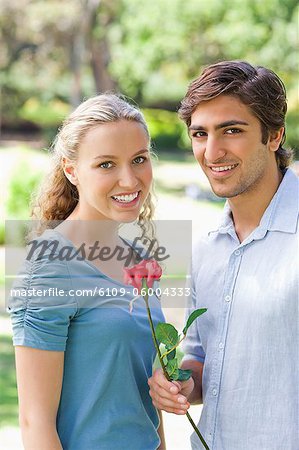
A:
[111,190,141,207]
[65,119,153,222]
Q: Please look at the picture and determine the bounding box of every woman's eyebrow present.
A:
[93,149,149,160]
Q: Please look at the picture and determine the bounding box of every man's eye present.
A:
[133,156,146,164]
[225,128,242,134]
[99,161,113,169]
[192,131,207,138]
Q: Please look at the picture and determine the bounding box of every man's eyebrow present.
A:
[189,120,249,131]
[93,149,149,160]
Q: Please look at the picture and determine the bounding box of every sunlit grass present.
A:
[0,334,18,427]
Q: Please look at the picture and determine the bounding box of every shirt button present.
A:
[212,388,218,396]
[234,249,241,256]
[219,342,224,349]
[225,295,231,302]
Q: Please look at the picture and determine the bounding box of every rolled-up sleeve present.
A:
[8,253,78,351]
[182,268,206,364]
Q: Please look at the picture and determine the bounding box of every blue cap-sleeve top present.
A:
[8,229,165,450]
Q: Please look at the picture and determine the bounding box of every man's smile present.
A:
[206,163,239,178]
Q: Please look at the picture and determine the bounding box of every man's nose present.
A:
[204,136,226,163]
[118,165,138,188]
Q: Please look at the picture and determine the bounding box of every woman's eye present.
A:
[133,156,146,164]
[99,161,113,169]
[225,128,242,134]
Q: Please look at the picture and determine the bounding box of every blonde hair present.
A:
[31,94,155,238]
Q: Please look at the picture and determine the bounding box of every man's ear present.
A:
[62,158,78,186]
[268,127,284,152]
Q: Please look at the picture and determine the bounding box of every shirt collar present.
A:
[265,168,299,233]
[209,168,299,237]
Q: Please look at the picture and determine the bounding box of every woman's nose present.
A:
[118,166,138,189]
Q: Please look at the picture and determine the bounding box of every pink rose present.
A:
[123,259,162,293]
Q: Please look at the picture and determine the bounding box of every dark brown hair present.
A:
[179,60,293,170]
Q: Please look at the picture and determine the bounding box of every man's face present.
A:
[189,95,278,199]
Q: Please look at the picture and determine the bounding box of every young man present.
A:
[148,61,298,449]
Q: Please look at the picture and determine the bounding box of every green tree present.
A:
[0,0,298,153]
[108,0,298,152]
[0,0,118,122]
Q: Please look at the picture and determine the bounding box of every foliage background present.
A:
[0,0,298,154]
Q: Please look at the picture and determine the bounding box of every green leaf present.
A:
[166,348,176,361]
[155,323,179,347]
[177,368,192,381]
[182,308,207,335]
[165,359,179,380]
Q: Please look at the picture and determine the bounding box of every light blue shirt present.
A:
[8,230,164,450]
[183,169,299,450]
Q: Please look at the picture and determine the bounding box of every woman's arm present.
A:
[15,346,65,450]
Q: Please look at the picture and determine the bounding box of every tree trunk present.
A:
[69,35,84,108]
[90,37,116,93]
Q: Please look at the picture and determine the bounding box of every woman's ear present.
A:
[269,127,284,152]
[62,158,78,186]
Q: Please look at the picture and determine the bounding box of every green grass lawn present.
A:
[0,333,18,427]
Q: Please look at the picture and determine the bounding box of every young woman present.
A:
[8,94,165,450]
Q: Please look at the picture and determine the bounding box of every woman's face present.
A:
[67,119,152,222]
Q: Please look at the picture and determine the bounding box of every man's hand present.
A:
[148,368,195,415]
